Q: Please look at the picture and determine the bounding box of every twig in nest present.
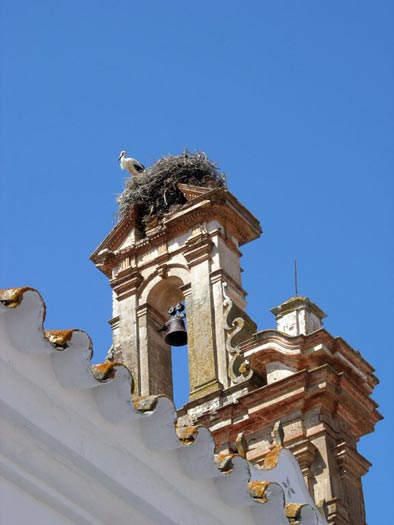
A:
[117,151,227,233]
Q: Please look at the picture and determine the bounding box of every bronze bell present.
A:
[164,317,188,347]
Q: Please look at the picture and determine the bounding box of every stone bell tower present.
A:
[91,153,381,525]
[91,181,261,401]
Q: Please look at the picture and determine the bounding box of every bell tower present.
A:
[91,180,261,401]
[91,152,381,525]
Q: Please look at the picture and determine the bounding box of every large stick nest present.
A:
[117,151,227,229]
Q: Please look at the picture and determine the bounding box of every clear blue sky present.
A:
[1,1,393,522]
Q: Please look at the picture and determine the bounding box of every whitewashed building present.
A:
[0,287,325,525]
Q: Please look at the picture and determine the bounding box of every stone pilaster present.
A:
[110,268,143,392]
[137,303,172,398]
[183,233,222,399]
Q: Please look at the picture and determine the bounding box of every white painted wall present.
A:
[0,476,76,525]
[0,288,325,525]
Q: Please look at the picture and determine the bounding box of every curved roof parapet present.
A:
[0,287,327,525]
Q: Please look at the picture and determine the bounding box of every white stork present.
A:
[118,151,145,177]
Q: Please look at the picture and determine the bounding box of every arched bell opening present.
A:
[147,276,184,318]
[143,276,190,406]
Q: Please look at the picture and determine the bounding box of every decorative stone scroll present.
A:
[222,281,255,384]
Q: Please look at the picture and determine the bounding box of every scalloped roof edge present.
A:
[0,287,326,525]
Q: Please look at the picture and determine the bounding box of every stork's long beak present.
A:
[117,154,122,161]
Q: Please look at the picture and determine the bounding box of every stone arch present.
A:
[138,264,190,308]
[146,276,184,318]
[137,265,190,400]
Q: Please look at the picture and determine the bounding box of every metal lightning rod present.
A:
[294,257,299,296]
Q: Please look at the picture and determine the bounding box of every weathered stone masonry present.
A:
[92,183,381,525]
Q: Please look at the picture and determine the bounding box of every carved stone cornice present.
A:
[110,268,144,299]
[162,189,261,246]
[109,315,120,329]
[136,303,166,325]
[91,188,262,276]
[183,234,214,268]
[241,328,379,396]
[209,269,247,301]
[90,208,140,265]
[289,441,317,470]
[192,363,380,448]
[334,440,371,479]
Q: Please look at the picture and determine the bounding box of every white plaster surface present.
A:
[0,289,325,525]
[266,361,297,384]
[0,476,76,525]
